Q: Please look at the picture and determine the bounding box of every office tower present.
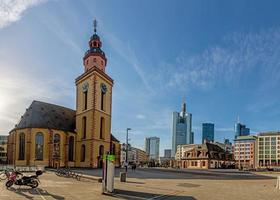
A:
[172,101,193,157]
[145,137,160,161]
[164,149,171,158]
[235,122,250,139]
[202,123,214,143]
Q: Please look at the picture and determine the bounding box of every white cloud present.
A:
[0,0,46,28]
[158,27,280,92]
[136,114,146,119]
[105,33,154,94]
[0,68,74,134]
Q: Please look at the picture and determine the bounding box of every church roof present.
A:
[12,100,76,133]
[11,100,120,143]
[90,33,100,40]
[111,134,119,142]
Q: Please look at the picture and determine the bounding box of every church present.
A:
[7,21,121,168]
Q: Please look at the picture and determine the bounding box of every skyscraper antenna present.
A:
[237,115,240,123]
[181,95,186,113]
[93,19,97,33]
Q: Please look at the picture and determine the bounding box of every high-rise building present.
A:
[171,101,193,157]
[145,137,160,161]
[190,132,194,144]
[164,149,171,158]
[234,135,257,169]
[235,122,250,139]
[202,123,214,143]
[257,132,280,168]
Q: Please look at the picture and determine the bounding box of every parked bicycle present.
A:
[0,169,13,181]
[55,168,82,180]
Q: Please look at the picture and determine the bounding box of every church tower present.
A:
[75,20,113,168]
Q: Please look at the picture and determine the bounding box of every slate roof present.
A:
[11,101,120,143]
[111,134,119,142]
[182,142,233,160]
[12,101,76,133]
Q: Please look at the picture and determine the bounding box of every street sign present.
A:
[102,154,115,161]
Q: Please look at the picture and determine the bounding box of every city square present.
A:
[0,168,280,200]
[2,1,280,199]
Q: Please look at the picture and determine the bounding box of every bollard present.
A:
[276,176,280,189]
[120,172,126,182]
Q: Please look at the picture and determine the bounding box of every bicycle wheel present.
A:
[55,169,62,176]
[6,180,13,188]
[0,172,7,181]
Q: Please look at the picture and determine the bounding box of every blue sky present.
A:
[1,0,280,155]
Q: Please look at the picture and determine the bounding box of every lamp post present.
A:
[125,128,131,172]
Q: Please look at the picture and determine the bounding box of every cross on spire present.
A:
[93,19,97,33]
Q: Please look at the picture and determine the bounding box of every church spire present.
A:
[83,19,107,72]
[93,19,97,34]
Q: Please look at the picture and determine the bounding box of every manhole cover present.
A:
[177,183,200,188]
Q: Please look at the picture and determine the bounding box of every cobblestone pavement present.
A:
[0,169,279,200]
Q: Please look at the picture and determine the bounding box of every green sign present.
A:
[102,154,115,161]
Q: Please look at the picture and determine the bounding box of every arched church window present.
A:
[35,132,44,160]
[82,82,89,111]
[82,117,87,139]
[98,145,104,168]
[100,83,107,111]
[83,91,88,110]
[68,136,74,162]
[100,117,105,139]
[53,134,60,159]
[101,90,105,110]
[18,132,25,160]
[99,145,104,157]
[81,144,86,162]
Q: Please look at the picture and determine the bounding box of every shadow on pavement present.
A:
[112,189,197,200]
[8,187,65,200]
[71,168,275,181]
[126,180,145,184]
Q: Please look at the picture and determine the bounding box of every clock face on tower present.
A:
[100,83,107,93]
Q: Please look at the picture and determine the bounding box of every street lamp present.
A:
[125,128,131,172]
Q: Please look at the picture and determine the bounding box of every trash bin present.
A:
[120,172,126,182]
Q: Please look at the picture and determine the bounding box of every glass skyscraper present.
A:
[145,137,160,161]
[171,101,193,157]
[202,123,214,143]
[164,149,171,158]
[235,122,250,139]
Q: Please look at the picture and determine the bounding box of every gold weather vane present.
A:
[93,19,97,33]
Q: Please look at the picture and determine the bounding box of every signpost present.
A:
[102,154,115,194]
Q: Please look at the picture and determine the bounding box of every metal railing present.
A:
[55,167,83,181]
[0,165,45,172]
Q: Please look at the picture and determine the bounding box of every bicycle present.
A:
[0,169,13,181]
